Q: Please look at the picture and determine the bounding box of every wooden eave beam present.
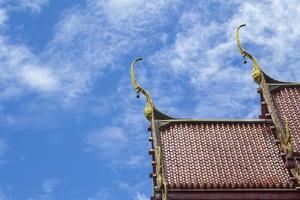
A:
[153,190,300,200]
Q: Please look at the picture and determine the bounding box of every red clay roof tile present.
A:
[272,87,300,152]
[159,122,293,189]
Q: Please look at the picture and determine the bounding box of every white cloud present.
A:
[26,178,60,200]
[0,0,181,103]
[135,192,148,200]
[0,1,297,198]
[227,0,300,79]
[0,8,7,26]
[0,189,7,200]
[42,178,60,194]
[100,0,180,28]
[41,0,183,99]
[0,138,8,156]
[0,2,79,101]
[0,0,298,112]
[17,0,49,13]
[118,182,149,200]
[20,65,59,92]
[27,195,51,200]
[0,36,64,99]
[149,0,300,118]
[106,0,144,11]
[84,127,127,153]
[125,155,144,166]
[88,189,109,200]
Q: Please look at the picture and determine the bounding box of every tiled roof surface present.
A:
[160,122,293,189]
[272,86,300,152]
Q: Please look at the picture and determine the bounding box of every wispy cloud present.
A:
[42,0,183,98]
[0,0,298,110]
[135,192,148,200]
[15,0,49,13]
[42,178,60,194]
[26,178,60,200]
[1,1,300,198]
[118,181,149,200]
[83,127,127,154]
[88,189,109,200]
[0,36,61,99]
[227,0,300,79]
[0,138,8,157]
[0,189,7,200]
[0,0,179,104]
[149,0,300,118]
[125,155,146,166]
[20,65,60,92]
[0,7,7,26]
[0,4,61,99]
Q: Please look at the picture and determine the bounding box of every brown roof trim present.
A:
[262,71,287,84]
[155,119,273,131]
[153,190,300,200]
[268,83,300,93]
[156,119,273,123]
[153,106,174,120]
[168,189,298,192]
[166,182,294,190]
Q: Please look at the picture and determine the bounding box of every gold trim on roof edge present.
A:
[152,117,168,199]
[283,118,293,157]
[291,161,300,185]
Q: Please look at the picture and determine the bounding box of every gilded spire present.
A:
[236,24,262,84]
[130,57,154,121]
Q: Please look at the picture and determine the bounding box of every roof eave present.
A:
[153,189,300,200]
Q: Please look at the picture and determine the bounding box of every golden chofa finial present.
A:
[236,24,262,84]
[130,57,153,121]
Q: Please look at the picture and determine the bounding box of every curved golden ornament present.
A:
[236,24,262,84]
[130,57,154,121]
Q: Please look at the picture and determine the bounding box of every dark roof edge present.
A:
[155,118,273,123]
[153,105,174,120]
[167,188,298,192]
[153,190,300,200]
[154,119,273,131]
[268,83,300,93]
[268,83,300,86]
[263,71,287,84]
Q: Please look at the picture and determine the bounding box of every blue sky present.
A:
[0,0,299,199]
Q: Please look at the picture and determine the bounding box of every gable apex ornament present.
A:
[130,57,154,121]
[236,24,262,84]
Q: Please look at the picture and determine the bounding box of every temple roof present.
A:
[131,24,300,200]
[158,120,292,189]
